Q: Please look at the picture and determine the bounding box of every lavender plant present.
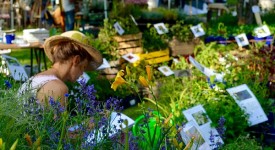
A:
[0,74,138,149]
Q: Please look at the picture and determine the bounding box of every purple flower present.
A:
[4,80,12,89]
[105,97,123,111]
[217,116,226,139]
[49,97,65,117]
[64,93,69,97]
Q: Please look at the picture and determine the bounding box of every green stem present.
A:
[57,111,68,150]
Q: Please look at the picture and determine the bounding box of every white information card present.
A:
[182,105,224,149]
[189,56,224,82]
[226,84,268,126]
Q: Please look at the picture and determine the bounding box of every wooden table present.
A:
[0,42,47,76]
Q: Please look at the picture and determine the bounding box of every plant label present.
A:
[180,120,211,150]
[77,72,90,84]
[154,23,169,35]
[114,22,125,35]
[234,33,249,47]
[96,58,111,70]
[1,54,28,81]
[189,56,224,82]
[190,24,205,38]
[130,14,138,26]
[122,53,139,63]
[158,66,174,76]
[252,5,260,13]
[85,112,135,143]
[182,105,224,149]
[254,25,271,38]
[226,84,268,126]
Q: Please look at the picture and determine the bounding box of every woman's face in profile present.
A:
[69,58,89,82]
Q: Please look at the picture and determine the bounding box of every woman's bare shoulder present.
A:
[37,79,68,104]
[41,80,68,93]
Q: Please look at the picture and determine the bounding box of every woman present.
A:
[18,31,103,108]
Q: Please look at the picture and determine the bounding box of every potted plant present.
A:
[169,20,199,56]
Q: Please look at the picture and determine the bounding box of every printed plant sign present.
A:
[235,33,249,47]
[122,53,139,63]
[189,56,224,82]
[190,24,205,38]
[154,23,169,35]
[114,22,125,35]
[182,105,224,149]
[192,110,210,126]
[180,120,211,150]
[97,58,111,70]
[226,84,268,126]
[254,25,271,38]
[158,66,174,76]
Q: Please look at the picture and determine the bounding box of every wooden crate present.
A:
[169,38,199,57]
[134,49,170,66]
[113,32,143,56]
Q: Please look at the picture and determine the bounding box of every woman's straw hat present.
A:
[44,31,103,71]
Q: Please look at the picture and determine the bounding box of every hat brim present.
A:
[44,35,103,71]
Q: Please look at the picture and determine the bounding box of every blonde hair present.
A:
[50,41,92,64]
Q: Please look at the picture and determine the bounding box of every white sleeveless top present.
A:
[18,75,60,100]
[18,75,60,115]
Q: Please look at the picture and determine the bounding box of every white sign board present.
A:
[182,105,224,149]
[190,24,205,38]
[235,33,249,47]
[158,66,174,76]
[252,5,260,13]
[1,55,28,81]
[114,22,125,35]
[254,25,271,38]
[97,58,111,70]
[226,84,268,126]
[154,23,169,35]
[189,56,224,82]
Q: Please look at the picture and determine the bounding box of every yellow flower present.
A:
[139,76,149,87]
[25,134,33,146]
[146,65,152,81]
[126,66,131,76]
[111,76,126,91]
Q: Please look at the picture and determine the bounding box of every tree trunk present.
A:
[237,0,259,25]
